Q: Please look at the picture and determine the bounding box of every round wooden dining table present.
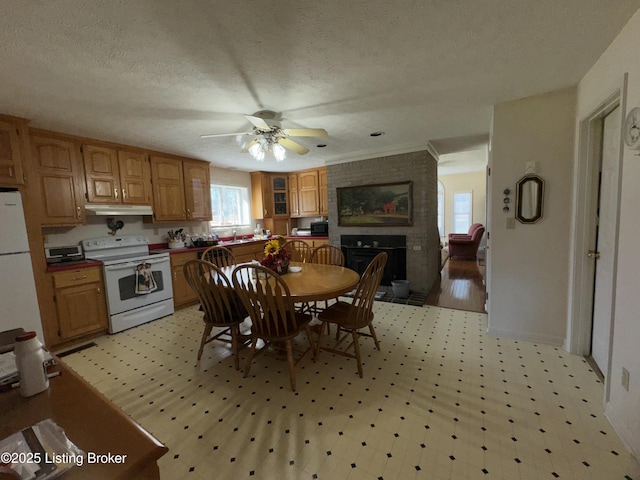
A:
[222,261,360,303]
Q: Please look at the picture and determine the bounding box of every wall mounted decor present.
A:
[337,181,412,226]
[515,175,544,224]
[502,188,511,212]
[623,106,640,150]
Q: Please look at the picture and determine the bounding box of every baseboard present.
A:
[605,402,640,460]
[486,325,564,346]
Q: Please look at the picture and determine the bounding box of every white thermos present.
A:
[14,331,49,397]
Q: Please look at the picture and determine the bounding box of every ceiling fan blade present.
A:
[282,128,328,137]
[200,131,254,139]
[245,114,271,130]
[241,139,260,153]
[278,137,309,155]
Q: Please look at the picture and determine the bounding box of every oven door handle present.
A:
[104,257,170,271]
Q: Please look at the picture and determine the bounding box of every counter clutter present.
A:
[167,229,186,249]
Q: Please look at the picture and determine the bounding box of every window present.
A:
[452,191,472,233]
[437,181,444,237]
[209,184,251,228]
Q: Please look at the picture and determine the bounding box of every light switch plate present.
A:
[525,161,536,174]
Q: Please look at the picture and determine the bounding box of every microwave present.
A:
[310,221,329,236]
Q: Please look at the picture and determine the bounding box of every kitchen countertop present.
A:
[285,235,329,240]
[46,259,103,273]
[150,237,268,255]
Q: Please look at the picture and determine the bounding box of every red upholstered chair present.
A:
[448,223,482,241]
[448,224,485,259]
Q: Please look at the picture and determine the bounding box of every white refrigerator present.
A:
[0,191,44,340]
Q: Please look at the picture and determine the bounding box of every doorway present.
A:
[589,105,621,378]
[568,78,626,401]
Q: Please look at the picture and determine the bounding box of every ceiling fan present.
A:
[200,110,328,161]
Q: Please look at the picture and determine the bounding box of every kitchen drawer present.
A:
[170,251,198,267]
[53,267,102,289]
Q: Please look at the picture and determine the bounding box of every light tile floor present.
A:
[62,303,640,479]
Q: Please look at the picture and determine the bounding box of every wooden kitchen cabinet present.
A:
[299,170,320,216]
[229,241,266,264]
[183,160,212,221]
[251,172,292,234]
[52,267,108,341]
[30,133,85,225]
[319,167,328,216]
[287,167,328,218]
[250,171,273,219]
[150,156,211,222]
[170,251,199,308]
[82,144,152,205]
[288,173,300,217]
[0,117,24,186]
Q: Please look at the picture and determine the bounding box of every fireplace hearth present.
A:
[341,235,406,286]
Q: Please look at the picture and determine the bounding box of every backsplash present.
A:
[42,216,255,247]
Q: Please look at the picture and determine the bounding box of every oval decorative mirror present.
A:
[515,175,544,224]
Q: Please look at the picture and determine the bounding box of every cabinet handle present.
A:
[122,189,126,199]
[173,271,177,280]
[76,206,81,219]
[72,276,88,281]
[114,188,119,199]
[96,287,101,294]
[186,209,191,219]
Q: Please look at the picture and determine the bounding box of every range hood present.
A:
[84,204,154,216]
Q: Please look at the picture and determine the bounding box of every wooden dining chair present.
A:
[232,264,316,391]
[315,252,387,378]
[201,245,236,268]
[283,239,312,263]
[309,244,346,324]
[183,259,248,369]
[310,244,345,267]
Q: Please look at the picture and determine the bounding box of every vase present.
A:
[278,262,289,274]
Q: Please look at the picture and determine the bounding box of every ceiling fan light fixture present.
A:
[273,143,286,162]
[248,142,262,158]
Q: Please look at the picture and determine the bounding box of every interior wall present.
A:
[438,171,486,237]
[326,150,440,294]
[575,7,640,457]
[488,87,576,345]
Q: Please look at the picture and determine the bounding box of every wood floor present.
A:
[426,255,487,313]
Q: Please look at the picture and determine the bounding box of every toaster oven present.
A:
[45,244,84,264]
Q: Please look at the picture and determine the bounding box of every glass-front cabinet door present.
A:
[271,176,288,216]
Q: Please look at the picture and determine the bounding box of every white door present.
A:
[590,106,620,376]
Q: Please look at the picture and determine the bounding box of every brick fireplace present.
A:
[341,234,406,286]
[326,150,440,294]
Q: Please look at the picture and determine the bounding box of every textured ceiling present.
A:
[0,1,638,173]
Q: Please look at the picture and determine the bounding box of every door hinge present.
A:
[485,292,489,300]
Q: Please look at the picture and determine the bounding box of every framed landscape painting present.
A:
[337,181,412,226]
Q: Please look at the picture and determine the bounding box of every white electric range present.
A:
[82,235,174,333]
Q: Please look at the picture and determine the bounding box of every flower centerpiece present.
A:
[260,236,291,274]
